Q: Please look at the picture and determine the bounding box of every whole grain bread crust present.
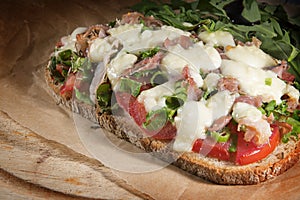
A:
[45,64,300,185]
[45,63,97,122]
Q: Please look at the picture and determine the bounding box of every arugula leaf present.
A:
[165,80,187,110]
[131,0,300,84]
[75,88,92,104]
[241,0,261,23]
[49,56,65,83]
[118,78,142,97]
[96,82,113,113]
[143,108,168,131]
[150,71,168,86]
[139,47,160,59]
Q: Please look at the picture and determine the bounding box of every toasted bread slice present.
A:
[45,63,300,184]
[45,63,97,122]
[96,110,300,185]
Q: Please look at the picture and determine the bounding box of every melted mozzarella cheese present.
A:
[206,90,236,121]
[108,23,143,37]
[165,42,221,71]
[174,91,235,152]
[173,101,213,152]
[107,52,137,87]
[285,84,300,101]
[221,60,286,103]
[89,38,113,62]
[225,45,277,68]
[198,30,235,48]
[137,82,174,112]
[232,102,262,122]
[203,73,221,92]
[58,27,87,53]
[161,52,204,87]
[109,24,190,52]
[232,102,272,145]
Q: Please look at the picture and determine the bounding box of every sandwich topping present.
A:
[48,12,300,165]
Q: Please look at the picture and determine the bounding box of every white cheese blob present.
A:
[89,38,113,62]
[161,51,189,76]
[165,43,221,71]
[232,102,262,122]
[108,23,143,37]
[203,73,221,92]
[137,82,174,112]
[206,90,236,121]
[58,27,87,53]
[161,52,204,87]
[107,52,137,87]
[221,60,286,103]
[232,102,272,145]
[109,24,190,52]
[225,45,277,68]
[285,84,300,101]
[198,30,236,48]
[173,101,213,152]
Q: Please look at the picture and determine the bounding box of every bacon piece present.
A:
[208,115,232,132]
[235,95,263,108]
[271,60,295,83]
[215,47,229,59]
[129,51,165,75]
[286,98,299,112]
[121,12,144,24]
[239,118,271,145]
[121,12,163,27]
[182,66,202,101]
[217,77,239,93]
[274,121,293,136]
[143,15,163,27]
[164,35,193,49]
[76,24,109,56]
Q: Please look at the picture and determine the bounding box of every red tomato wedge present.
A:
[192,124,280,165]
[115,92,176,140]
[115,92,146,126]
[144,121,177,140]
[192,138,231,161]
[236,124,280,165]
[60,73,76,95]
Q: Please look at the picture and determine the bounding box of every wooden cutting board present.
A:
[1,0,300,199]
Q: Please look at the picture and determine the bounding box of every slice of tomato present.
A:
[145,121,177,140]
[60,73,76,95]
[115,92,176,140]
[192,138,231,161]
[235,124,280,165]
[115,92,147,126]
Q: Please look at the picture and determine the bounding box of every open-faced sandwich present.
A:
[45,0,300,184]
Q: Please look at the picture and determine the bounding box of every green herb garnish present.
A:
[132,0,300,83]
[118,78,142,97]
[139,47,160,59]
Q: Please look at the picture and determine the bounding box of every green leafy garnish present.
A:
[260,100,289,120]
[96,82,113,113]
[139,47,160,59]
[117,78,142,97]
[75,88,93,105]
[143,108,168,131]
[229,134,237,153]
[208,130,230,143]
[265,77,272,86]
[150,71,168,86]
[132,0,300,82]
[49,56,65,83]
[165,81,187,110]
